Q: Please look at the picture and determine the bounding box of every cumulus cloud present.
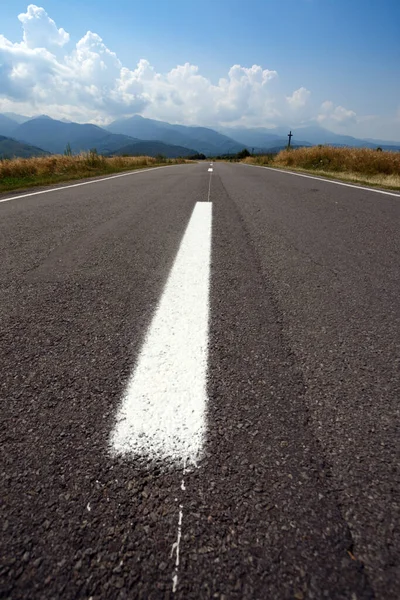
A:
[18,4,69,49]
[133,62,279,125]
[0,6,147,120]
[286,87,311,108]
[317,100,357,125]
[0,4,358,131]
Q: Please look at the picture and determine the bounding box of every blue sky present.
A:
[0,0,399,139]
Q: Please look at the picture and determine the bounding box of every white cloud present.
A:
[18,4,69,49]
[317,100,357,125]
[0,6,147,120]
[286,86,311,108]
[0,4,365,133]
[132,62,279,125]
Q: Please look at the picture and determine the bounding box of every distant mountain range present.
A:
[218,125,400,152]
[7,116,140,155]
[0,115,201,158]
[2,112,31,124]
[107,115,244,156]
[0,112,399,159]
[0,114,19,138]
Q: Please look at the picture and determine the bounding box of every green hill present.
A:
[0,136,49,159]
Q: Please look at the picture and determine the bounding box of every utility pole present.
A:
[287,130,293,149]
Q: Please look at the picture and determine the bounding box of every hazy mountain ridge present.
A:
[107,115,244,156]
[2,112,31,124]
[0,114,19,137]
[220,124,400,151]
[8,117,140,155]
[0,112,399,157]
[0,135,49,158]
[0,115,200,158]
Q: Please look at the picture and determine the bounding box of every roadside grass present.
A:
[242,146,400,191]
[0,152,187,193]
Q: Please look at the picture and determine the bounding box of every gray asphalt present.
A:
[0,162,399,599]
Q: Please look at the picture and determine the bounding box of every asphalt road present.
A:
[1,162,399,599]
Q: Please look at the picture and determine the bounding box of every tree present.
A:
[64,142,72,156]
[236,148,251,159]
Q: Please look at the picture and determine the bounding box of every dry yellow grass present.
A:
[0,152,186,192]
[243,146,400,190]
[274,146,400,175]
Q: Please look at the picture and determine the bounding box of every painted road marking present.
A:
[243,163,400,197]
[171,504,183,592]
[207,169,213,202]
[0,164,181,204]
[110,202,212,464]
[208,168,213,172]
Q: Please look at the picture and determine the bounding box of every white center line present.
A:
[208,168,213,172]
[110,201,212,464]
[207,169,213,202]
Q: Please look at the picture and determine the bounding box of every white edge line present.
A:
[242,163,400,197]
[0,164,182,204]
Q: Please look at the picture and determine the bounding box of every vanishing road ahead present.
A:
[1,162,399,599]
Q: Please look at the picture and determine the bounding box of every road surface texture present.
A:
[1,162,399,599]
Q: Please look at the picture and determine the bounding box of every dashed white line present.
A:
[109,174,212,594]
[110,202,212,464]
[207,167,213,202]
[208,168,213,172]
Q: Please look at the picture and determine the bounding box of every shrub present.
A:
[237,148,251,159]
